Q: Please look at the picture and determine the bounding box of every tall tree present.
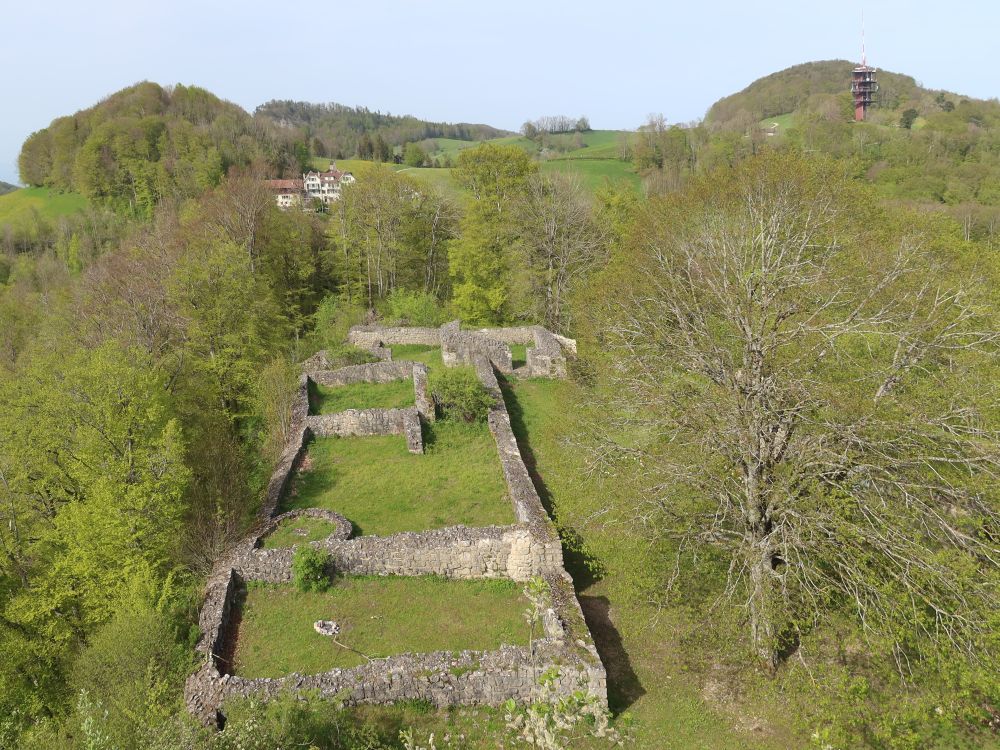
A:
[449,143,536,324]
[583,152,1000,673]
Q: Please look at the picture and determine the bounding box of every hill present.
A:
[18,81,295,217]
[254,100,513,161]
[706,59,924,124]
[634,60,1000,240]
[0,181,17,196]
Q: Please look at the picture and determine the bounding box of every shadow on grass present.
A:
[497,374,603,589]
[497,374,645,713]
[580,595,646,713]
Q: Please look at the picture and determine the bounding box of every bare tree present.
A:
[208,162,274,274]
[583,153,1000,671]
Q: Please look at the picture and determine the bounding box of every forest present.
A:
[1,63,999,749]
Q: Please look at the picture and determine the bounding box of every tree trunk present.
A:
[748,547,779,672]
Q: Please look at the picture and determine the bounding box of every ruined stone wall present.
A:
[186,322,606,728]
[526,326,568,378]
[233,523,562,584]
[309,360,415,386]
[473,326,538,345]
[440,321,514,374]
[186,638,605,727]
[348,325,441,348]
[306,407,423,453]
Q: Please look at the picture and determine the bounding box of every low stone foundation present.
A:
[185,321,602,728]
[349,325,441,348]
[525,326,568,378]
[307,407,423,454]
[440,320,513,374]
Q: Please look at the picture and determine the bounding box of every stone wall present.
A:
[349,325,441,348]
[440,321,513,374]
[186,321,605,728]
[232,523,562,584]
[309,360,415,386]
[526,326,568,378]
[187,638,605,727]
[309,360,434,422]
[306,407,423,453]
[473,326,538,345]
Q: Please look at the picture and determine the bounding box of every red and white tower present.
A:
[851,23,878,121]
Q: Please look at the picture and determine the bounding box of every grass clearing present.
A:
[261,516,344,549]
[390,344,443,368]
[540,158,641,194]
[309,378,414,414]
[282,420,512,535]
[0,187,89,229]
[232,577,525,677]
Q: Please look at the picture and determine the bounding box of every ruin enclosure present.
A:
[184,322,603,726]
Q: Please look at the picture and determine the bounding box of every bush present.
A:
[383,289,447,327]
[292,547,332,593]
[430,367,494,423]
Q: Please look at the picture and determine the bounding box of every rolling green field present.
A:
[282,421,512,535]
[541,158,641,192]
[314,129,640,199]
[232,577,525,676]
[309,379,414,414]
[0,187,89,229]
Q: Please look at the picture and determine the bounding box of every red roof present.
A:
[265,179,303,192]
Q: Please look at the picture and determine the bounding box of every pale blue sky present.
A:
[1,0,996,185]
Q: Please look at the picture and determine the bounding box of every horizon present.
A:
[2,0,998,186]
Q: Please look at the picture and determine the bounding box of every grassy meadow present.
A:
[231,577,525,677]
[0,187,89,229]
[282,421,512,535]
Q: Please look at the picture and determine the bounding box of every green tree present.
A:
[403,142,427,167]
[900,108,919,129]
[449,143,536,323]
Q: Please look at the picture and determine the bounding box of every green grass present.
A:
[310,379,414,414]
[261,516,344,549]
[282,420,512,535]
[758,112,795,135]
[540,158,641,193]
[501,377,785,748]
[232,577,526,677]
[511,344,527,369]
[390,344,443,368]
[0,187,89,229]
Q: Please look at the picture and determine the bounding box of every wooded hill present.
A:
[254,99,512,162]
[706,59,925,124]
[0,181,16,196]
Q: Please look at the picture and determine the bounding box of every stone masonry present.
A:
[184,322,601,728]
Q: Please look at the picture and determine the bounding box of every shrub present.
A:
[383,289,447,327]
[430,367,494,423]
[291,547,332,593]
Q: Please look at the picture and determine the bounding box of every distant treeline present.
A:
[254,100,511,161]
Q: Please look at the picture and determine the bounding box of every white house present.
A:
[265,164,356,210]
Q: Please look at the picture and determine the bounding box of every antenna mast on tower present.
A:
[851,12,878,121]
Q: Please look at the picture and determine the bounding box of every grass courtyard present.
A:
[261,515,345,549]
[389,344,443,368]
[282,420,513,535]
[309,378,414,414]
[231,577,526,677]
